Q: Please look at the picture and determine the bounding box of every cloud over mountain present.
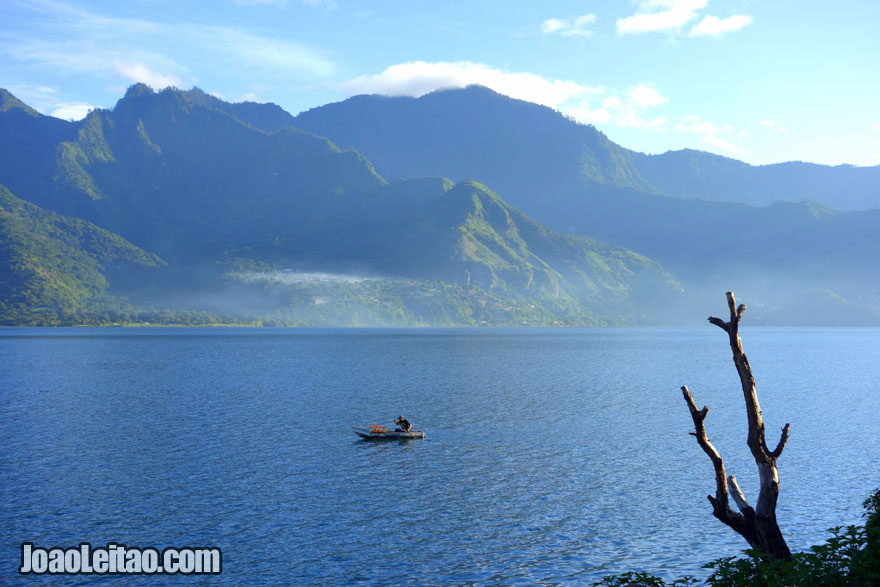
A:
[340,61,602,108]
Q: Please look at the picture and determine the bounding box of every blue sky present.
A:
[2,0,879,166]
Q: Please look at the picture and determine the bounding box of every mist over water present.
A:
[236,270,381,286]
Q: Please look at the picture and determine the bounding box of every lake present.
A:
[1,327,878,584]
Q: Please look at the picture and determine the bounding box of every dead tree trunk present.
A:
[681,291,792,560]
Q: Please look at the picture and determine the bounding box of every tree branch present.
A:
[681,385,731,514]
[681,292,793,560]
[726,291,738,321]
[708,316,729,332]
[728,475,753,516]
[770,423,791,459]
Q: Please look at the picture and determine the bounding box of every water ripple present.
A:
[1,327,878,584]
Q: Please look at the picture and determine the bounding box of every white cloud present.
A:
[341,63,672,133]
[540,14,597,37]
[0,1,334,86]
[629,113,668,129]
[700,133,743,154]
[759,119,789,133]
[569,83,669,130]
[873,123,880,131]
[540,18,566,34]
[617,1,752,39]
[3,36,175,76]
[340,61,602,109]
[676,115,716,134]
[19,0,164,37]
[689,14,753,36]
[676,114,743,154]
[113,60,182,89]
[568,105,613,124]
[616,0,706,34]
[603,96,623,110]
[49,102,94,120]
[626,83,669,108]
[573,15,597,27]
[199,27,334,78]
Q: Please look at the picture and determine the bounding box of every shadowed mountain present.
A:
[0,90,78,208]
[0,86,683,325]
[293,85,880,212]
[2,84,385,260]
[2,84,877,324]
[293,86,652,217]
[179,86,299,133]
[291,86,880,310]
[634,149,880,210]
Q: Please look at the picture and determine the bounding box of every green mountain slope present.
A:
[208,178,684,326]
[2,85,875,325]
[364,180,681,320]
[10,84,385,259]
[0,86,684,325]
[0,88,41,115]
[0,184,163,325]
[290,86,880,316]
[290,87,880,269]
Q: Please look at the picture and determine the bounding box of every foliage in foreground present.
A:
[593,488,880,586]
[592,571,698,586]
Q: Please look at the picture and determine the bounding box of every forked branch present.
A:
[682,387,725,495]
[682,292,792,560]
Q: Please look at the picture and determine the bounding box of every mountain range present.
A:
[293,86,880,212]
[0,84,877,325]
[292,87,880,321]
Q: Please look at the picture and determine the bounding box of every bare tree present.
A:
[681,291,792,560]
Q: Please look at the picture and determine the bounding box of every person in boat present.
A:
[394,416,412,432]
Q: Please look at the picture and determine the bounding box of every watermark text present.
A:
[20,543,222,575]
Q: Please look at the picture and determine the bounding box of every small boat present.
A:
[352,425,425,440]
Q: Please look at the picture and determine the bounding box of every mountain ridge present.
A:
[0,85,687,326]
[287,85,880,317]
[293,85,880,211]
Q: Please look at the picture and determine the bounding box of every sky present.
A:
[2,0,879,167]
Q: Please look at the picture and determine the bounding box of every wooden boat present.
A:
[352,425,425,440]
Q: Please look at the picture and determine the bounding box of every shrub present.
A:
[593,488,879,586]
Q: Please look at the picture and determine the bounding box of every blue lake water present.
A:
[1,327,878,584]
